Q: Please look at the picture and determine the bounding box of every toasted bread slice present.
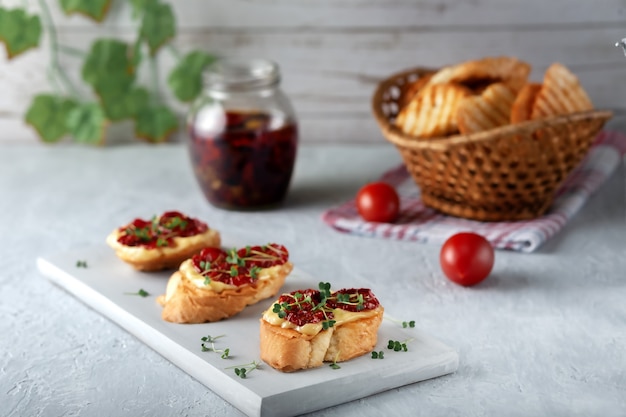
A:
[260,287,384,372]
[511,83,542,124]
[259,306,384,372]
[396,82,472,138]
[106,228,221,272]
[456,82,517,134]
[531,63,593,119]
[158,261,293,324]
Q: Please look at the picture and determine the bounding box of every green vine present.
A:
[0,0,216,144]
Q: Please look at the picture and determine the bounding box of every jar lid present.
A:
[616,38,626,56]
[203,58,280,92]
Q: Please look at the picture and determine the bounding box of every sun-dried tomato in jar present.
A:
[187,58,298,210]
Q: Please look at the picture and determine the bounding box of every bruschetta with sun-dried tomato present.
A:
[106,211,220,271]
[157,244,293,323]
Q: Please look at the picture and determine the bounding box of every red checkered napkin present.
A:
[322,131,626,252]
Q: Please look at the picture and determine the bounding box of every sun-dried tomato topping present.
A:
[236,244,289,268]
[327,288,380,312]
[116,211,208,249]
[191,243,289,287]
[276,290,330,326]
[273,285,380,327]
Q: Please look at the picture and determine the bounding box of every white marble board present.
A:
[37,245,459,417]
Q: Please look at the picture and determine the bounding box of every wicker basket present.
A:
[372,67,613,221]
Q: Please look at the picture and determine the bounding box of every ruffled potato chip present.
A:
[530,63,593,119]
[456,82,517,134]
[396,82,472,138]
[510,83,542,124]
[399,72,434,109]
[426,56,531,93]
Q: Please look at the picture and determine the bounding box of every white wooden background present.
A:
[1,0,626,145]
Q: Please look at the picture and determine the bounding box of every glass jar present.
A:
[187,58,298,210]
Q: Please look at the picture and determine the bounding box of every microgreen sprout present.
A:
[321,319,336,330]
[334,292,365,311]
[272,291,312,319]
[329,352,341,369]
[164,216,187,230]
[225,244,285,267]
[226,360,261,379]
[200,335,230,359]
[272,301,290,319]
[123,214,192,247]
[314,282,339,330]
[318,281,332,300]
[371,351,385,359]
[126,225,151,242]
[387,339,413,352]
[384,316,416,329]
[226,248,246,267]
[125,288,150,297]
[249,266,262,280]
[76,260,88,268]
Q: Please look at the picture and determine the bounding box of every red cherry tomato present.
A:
[440,232,495,287]
[355,182,400,223]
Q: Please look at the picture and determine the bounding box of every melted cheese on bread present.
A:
[262,305,383,336]
[180,259,284,293]
[106,228,220,263]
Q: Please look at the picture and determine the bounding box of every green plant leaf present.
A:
[168,51,216,102]
[66,103,108,144]
[99,87,149,121]
[82,39,135,94]
[129,0,157,19]
[131,36,143,69]
[134,105,179,143]
[0,7,42,59]
[25,94,78,143]
[59,0,112,23]
[93,74,137,98]
[139,1,175,55]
